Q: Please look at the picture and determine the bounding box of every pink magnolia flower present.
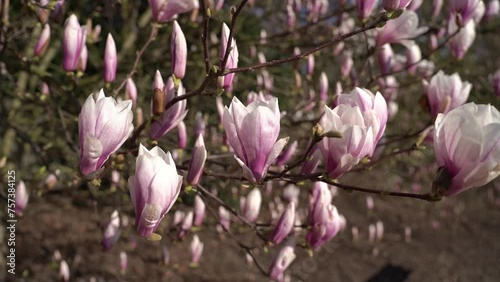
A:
[433,0,444,19]
[219,23,239,90]
[219,206,231,230]
[447,13,476,59]
[275,140,298,166]
[125,78,137,108]
[269,202,296,244]
[375,10,428,46]
[15,180,29,216]
[357,0,378,20]
[171,20,187,79]
[336,87,388,155]
[104,33,117,83]
[240,188,262,223]
[383,0,413,11]
[377,44,395,75]
[34,24,51,57]
[425,70,472,117]
[148,0,199,23]
[77,44,88,72]
[407,0,423,10]
[177,121,187,149]
[319,104,375,178]
[62,14,86,71]
[78,90,134,176]
[149,74,188,140]
[190,234,204,264]
[128,144,182,237]
[307,183,345,249]
[449,0,485,25]
[193,195,206,226]
[223,96,288,182]
[59,260,70,282]
[483,0,499,22]
[433,103,500,196]
[101,210,120,251]
[269,241,296,281]
[319,72,329,102]
[404,41,422,75]
[187,135,207,185]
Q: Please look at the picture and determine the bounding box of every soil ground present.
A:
[8,169,500,282]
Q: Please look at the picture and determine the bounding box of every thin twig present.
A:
[226,13,389,74]
[112,24,159,97]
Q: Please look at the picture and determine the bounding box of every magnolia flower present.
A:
[148,0,199,23]
[59,260,70,282]
[171,20,187,79]
[149,75,188,140]
[483,0,499,21]
[301,144,322,174]
[383,0,413,11]
[377,44,395,75]
[319,104,374,178]
[104,33,117,83]
[449,0,485,25]
[62,14,86,71]
[447,14,476,60]
[269,241,296,281]
[34,24,51,57]
[219,206,231,230]
[15,181,29,216]
[120,251,127,273]
[77,44,88,72]
[425,70,472,117]
[78,90,134,176]
[375,11,428,46]
[433,0,444,18]
[125,78,137,108]
[306,183,344,249]
[433,103,500,196]
[219,23,239,90]
[128,144,183,237]
[269,202,296,244]
[408,0,423,10]
[190,234,204,264]
[187,135,207,185]
[336,87,388,156]
[223,96,288,182]
[193,195,206,226]
[240,188,262,223]
[101,210,120,251]
[275,140,298,167]
[404,41,422,75]
[357,0,377,20]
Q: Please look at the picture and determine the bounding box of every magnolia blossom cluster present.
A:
[306,182,345,249]
[63,1,500,280]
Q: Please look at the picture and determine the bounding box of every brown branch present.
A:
[199,0,211,73]
[112,24,159,97]
[226,13,389,74]
[196,183,268,242]
[219,0,249,75]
